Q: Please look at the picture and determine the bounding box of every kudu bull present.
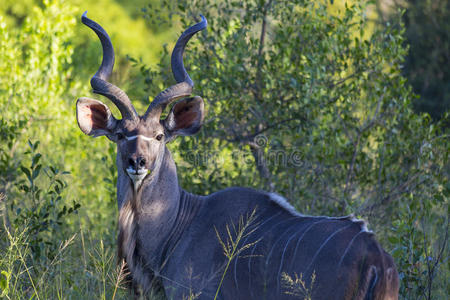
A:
[76,12,399,299]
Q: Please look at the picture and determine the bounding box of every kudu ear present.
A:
[163,96,204,139]
[76,97,117,138]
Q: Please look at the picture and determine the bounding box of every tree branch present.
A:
[252,0,272,103]
[362,172,422,212]
[0,193,11,232]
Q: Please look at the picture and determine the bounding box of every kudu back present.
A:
[76,12,399,300]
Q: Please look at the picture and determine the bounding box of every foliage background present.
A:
[0,0,448,299]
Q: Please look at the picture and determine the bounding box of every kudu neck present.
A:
[139,146,180,208]
[116,146,185,279]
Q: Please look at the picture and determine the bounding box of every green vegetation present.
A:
[376,0,449,123]
[0,0,448,299]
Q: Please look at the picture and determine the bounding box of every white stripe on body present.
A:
[265,218,299,268]
[276,227,310,294]
[337,230,366,269]
[243,211,283,298]
[303,224,353,274]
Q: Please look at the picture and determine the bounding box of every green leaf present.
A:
[31,153,41,168]
[20,166,32,183]
[32,164,41,180]
[0,270,9,292]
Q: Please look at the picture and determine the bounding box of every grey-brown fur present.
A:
[76,12,399,300]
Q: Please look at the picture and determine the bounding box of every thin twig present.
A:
[343,133,361,201]
[363,173,422,212]
[0,193,11,232]
[426,217,449,300]
[15,238,40,300]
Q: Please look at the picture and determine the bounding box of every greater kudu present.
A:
[76,12,399,300]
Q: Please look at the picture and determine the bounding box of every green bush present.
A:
[12,141,80,260]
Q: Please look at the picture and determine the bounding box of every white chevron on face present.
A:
[125,135,154,142]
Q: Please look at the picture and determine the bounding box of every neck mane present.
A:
[116,146,200,290]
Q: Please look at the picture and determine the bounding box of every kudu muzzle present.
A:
[127,154,148,185]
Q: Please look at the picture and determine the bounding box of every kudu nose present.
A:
[129,157,147,170]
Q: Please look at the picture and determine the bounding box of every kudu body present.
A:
[76,13,399,300]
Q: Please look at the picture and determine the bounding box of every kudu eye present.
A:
[156,134,164,141]
[117,132,125,140]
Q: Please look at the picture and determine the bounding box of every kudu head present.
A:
[76,12,207,188]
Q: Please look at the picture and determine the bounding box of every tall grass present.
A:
[281,271,316,300]
[213,208,260,300]
[0,219,132,299]
[0,207,263,300]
